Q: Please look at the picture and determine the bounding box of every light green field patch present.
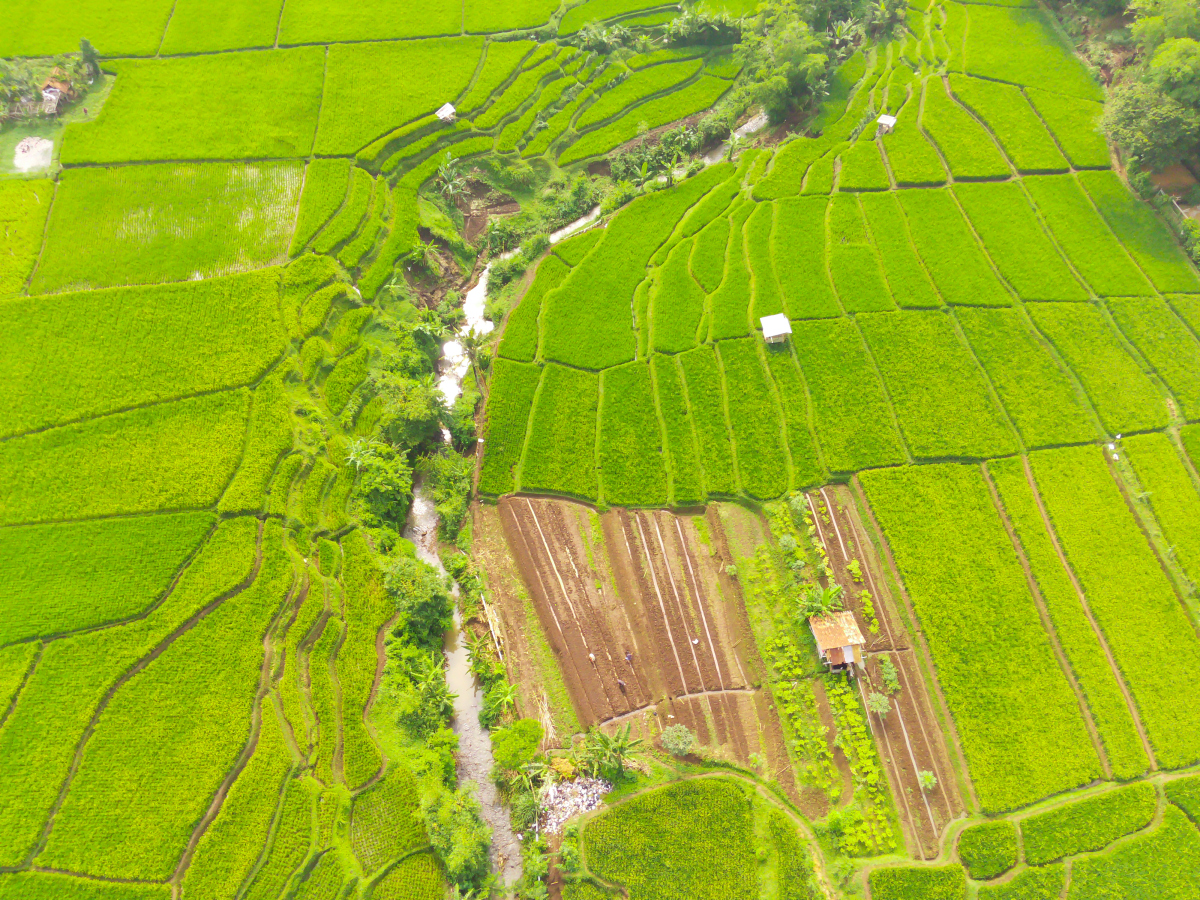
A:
[32,162,302,294]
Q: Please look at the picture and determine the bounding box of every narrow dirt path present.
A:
[1020,457,1158,770]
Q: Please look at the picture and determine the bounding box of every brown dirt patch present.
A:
[487,497,800,798]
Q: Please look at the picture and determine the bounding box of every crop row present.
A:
[370,850,445,900]
[956,820,1017,880]
[180,697,295,899]
[32,162,301,295]
[0,511,213,646]
[337,532,392,788]
[39,527,295,880]
[350,769,427,873]
[1022,782,1157,865]
[242,776,318,900]
[859,310,1018,459]
[0,516,260,868]
[1029,444,1200,769]
[1122,433,1200,592]
[948,75,1068,174]
[860,462,1101,812]
[541,164,729,370]
[0,267,289,439]
[0,389,251,526]
[1027,302,1167,435]
[583,779,756,900]
[0,179,53,297]
[986,456,1149,778]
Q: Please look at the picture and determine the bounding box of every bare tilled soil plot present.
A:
[808,486,964,859]
[494,496,799,797]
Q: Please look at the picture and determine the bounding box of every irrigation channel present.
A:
[401,208,600,887]
[401,122,767,879]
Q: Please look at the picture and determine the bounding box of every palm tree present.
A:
[380,272,411,303]
[437,152,467,206]
[586,725,643,777]
[416,238,445,276]
[796,583,844,620]
[464,630,491,676]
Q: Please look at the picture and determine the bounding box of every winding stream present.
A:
[401,208,599,886]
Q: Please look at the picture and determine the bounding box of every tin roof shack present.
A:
[810,610,865,673]
[40,68,77,116]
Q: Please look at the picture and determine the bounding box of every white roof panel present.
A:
[760,313,792,339]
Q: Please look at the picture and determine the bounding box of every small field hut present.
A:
[760,313,792,344]
[436,102,457,122]
[810,610,865,674]
[877,113,897,134]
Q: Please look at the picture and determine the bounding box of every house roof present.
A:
[760,313,792,339]
[436,102,456,120]
[810,610,865,652]
[877,114,897,128]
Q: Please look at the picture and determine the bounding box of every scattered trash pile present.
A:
[537,777,612,835]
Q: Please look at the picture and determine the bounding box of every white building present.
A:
[760,313,792,344]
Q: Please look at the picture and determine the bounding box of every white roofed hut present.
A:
[760,313,792,344]
[877,113,897,134]
[810,610,866,674]
[436,102,457,122]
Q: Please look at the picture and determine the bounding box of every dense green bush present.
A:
[957,820,1017,880]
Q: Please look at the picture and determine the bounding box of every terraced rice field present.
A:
[5,0,1200,896]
